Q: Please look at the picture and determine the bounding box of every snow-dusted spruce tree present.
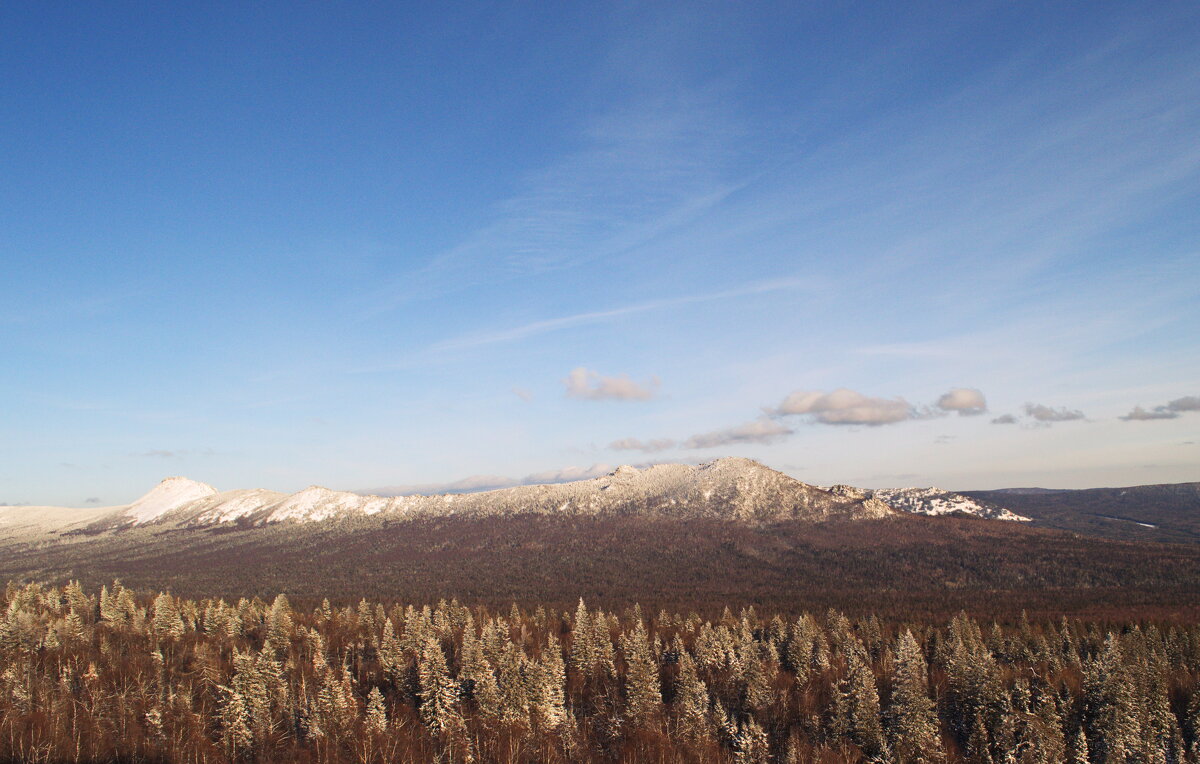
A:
[1084,634,1141,761]
[592,610,617,677]
[739,635,774,716]
[621,619,661,730]
[570,599,594,676]
[63,580,91,618]
[786,614,817,682]
[152,592,186,641]
[672,650,713,741]
[833,640,889,760]
[365,686,388,734]
[496,640,531,729]
[267,593,293,646]
[417,635,462,736]
[886,629,944,762]
[459,623,502,723]
[532,632,568,731]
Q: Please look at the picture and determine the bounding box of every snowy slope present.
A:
[124,477,219,524]
[868,487,1030,522]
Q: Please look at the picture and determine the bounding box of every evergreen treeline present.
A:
[2,580,1200,762]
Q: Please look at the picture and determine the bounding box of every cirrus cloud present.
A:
[682,418,793,449]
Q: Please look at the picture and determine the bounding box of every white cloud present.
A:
[991,414,1018,425]
[609,437,676,453]
[1023,403,1086,422]
[936,388,987,416]
[564,367,659,401]
[772,388,912,426]
[683,418,792,449]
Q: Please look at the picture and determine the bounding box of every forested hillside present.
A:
[2,580,1199,763]
[965,484,1200,544]
[3,514,1199,620]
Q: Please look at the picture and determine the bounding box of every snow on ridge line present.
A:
[116,459,896,527]
[125,477,219,525]
[868,487,1031,522]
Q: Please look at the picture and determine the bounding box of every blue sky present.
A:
[3,2,1198,506]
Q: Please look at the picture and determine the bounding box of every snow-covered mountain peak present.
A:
[124,477,219,525]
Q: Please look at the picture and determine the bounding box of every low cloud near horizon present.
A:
[364,462,632,497]
[1121,395,1200,421]
[1023,403,1086,423]
[563,367,659,401]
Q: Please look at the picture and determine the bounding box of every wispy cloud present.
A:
[991,414,1018,425]
[435,277,811,350]
[133,449,216,459]
[512,387,534,402]
[682,418,792,449]
[364,462,632,497]
[365,72,748,316]
[1023,403,1086,423]
[564,367,659,401]
[609,437,676,453]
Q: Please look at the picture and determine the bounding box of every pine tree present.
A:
[267,593,294,646]
[378,617,404,685]
[152,592,186,640]
[673,651,711,740]
[570,599,595,675]
[838,641,889,759]
[887,630,944,762]
[460,625,503,722]
[493,640,529,730]
[365,686,388,733]
[418,636,462,736]
[1085,635,1139,762]
[533,632,568,731]
[1067,724,1090,764]
[787,614,817,681]
[621,620,661,729]
[965,711,993,764]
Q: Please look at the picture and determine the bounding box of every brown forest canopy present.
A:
[2,579,1200,763]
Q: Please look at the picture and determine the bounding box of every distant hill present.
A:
[964,482,1200,544]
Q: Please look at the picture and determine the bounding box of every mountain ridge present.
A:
[104,457,895,528]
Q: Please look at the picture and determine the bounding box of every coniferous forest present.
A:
[3,580,1200,763]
